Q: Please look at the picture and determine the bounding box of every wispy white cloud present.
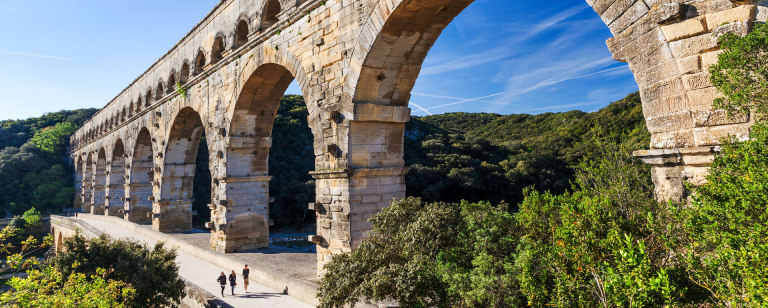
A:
[0,50,77,60]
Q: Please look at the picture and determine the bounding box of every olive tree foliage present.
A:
[51,234,186,308]
[709,23,768,118]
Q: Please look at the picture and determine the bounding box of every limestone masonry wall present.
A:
[69,0,765,277]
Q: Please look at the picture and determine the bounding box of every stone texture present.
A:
[67,0,762,275]
[705,5,755,30]
[660,16,707,42]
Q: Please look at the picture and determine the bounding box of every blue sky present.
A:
[0,0,638,121]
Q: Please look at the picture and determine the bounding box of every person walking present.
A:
[242,264,250,293]
[217,272,227,296]
[229,270,237,295]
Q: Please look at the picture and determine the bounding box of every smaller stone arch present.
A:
[146,89,153,105]
[57,231,63,252]
[180,62,191,84]
[129,102,134,117]
[167,72,177,94]
[260,0,281,30]
[234,19,249,49]
[210,35,226,64]
[155,81,164,100]
[194,49,206,74]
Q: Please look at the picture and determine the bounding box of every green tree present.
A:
[29,122,78,156]
[52,234,186,308]
[683,123,768,305]
[709,23,768,117]
[318,197,522,308]
[0,265,136,308]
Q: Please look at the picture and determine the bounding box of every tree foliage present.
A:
[683,123,768,305]
[1,266,136,308]
[51,234,186,308]
[709,23,768,117]
[318,137,720,307]
[30,122,78,156]
[0,108,97,216]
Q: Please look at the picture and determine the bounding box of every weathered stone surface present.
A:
[67,0,763,275]
[701,50,724,69]
[682,72,713,90]
[711,19,752,37]
[669,33,719,58]
[693,109,750,127]
[660,16,707,42]
[705,5,755,30]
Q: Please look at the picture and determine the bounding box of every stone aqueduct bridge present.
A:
[69,0,763,274]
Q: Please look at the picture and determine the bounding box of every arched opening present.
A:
[93,148,108,215]
[108,140,127,217]
[129,102,134,117]
[156,82,164,100]
[146,90,152,106]
[260,0,281,30]
[234,20,249,49]
[74,156,84,210]
[157,107,206,233]
[194,51,206,74]
[211,36,225,64]
[83,153,93,212]
[128,128,154,223]
[211,63,296,252]
[168,74,177,94]
[180,62,190,84]
[56,232,63,252]
[121,108,126,122]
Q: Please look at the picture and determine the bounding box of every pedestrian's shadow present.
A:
[229,292,284,299]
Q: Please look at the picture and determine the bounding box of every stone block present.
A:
[687,86,723,110]
[646,111,693,133]
[660,16,707,42]
[701,50,724,69]
[705,5,755,31]
[682,72,712,90]
[693,123,751,146]
[693,109,749,127]
[669,33,719,58]
[608,1,649,35]
[650,129,695,149]
[676,55,701,75]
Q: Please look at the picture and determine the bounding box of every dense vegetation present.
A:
[318,124,768,307]
[0,93,647,227]
[0,109,97,216]
[263,92,648,227]
[316,24,768,307]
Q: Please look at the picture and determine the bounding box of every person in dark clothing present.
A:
[242,265,250,293]
[229,270,237,295]
[217,272,227,296]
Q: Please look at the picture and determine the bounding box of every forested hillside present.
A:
[0,109,98,216]
[0,92,648,225]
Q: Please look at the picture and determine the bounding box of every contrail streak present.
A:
[409,102,433,115]
[425,92,505,110]
[0,50,77,60]
[410,92,493,103]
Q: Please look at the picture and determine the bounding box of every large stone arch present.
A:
[68,0,765,277]
[82,153,93,212]
[92,148,108,215]
[107,139,127,217]
[74,156,84,210]
[155,107,207,233]
[127,127,156,223]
